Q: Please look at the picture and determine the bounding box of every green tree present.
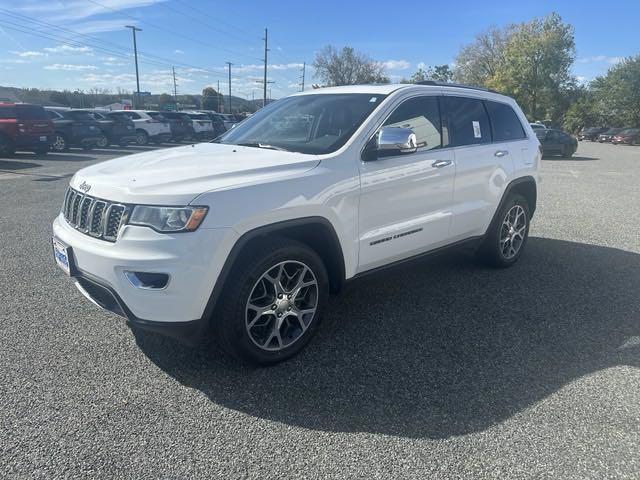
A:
[313,45,389,86]
[488,13,576,123]
[454,25,514,86]
[591,56,640,127]
[428,64,454,83]
[158,93,173,109]
[202,86,223,111]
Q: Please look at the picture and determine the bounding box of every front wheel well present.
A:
[236,220,346,295]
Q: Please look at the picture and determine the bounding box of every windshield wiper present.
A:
[236,142,289,151]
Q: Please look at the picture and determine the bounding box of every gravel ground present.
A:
[1,142,639,479]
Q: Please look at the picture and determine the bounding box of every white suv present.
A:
[52,83,540,364]
[119,110,172,145]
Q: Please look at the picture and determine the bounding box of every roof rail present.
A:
[415,80,499,94]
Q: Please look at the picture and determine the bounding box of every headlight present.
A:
[128,205,208,232]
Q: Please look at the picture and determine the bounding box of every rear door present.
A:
[444,96,517,239]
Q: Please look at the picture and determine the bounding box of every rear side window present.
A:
[444,96,491,147]
[125,112,141,120]
[16,105,49,120]
[383,96,442,150]
[485,101,526,141]
[0,107,17,119]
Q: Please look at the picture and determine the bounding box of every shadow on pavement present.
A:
[0,159,41,170]
[135,237,640,439]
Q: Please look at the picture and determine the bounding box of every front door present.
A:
[358,95,455,272]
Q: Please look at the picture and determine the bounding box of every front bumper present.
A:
[52,214,239,327]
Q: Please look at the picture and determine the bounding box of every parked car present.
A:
[597,128,623,143]
[535,129,578,157]
[52,83,540,365]
[197,111,228,137]
[119,110,172,145]
[578,127,607,141]
[85,110,137,147]
[183,111,214,140]
[220,114,236,130]
[529,122,546,131]
[153,111,195,142]
[45,107,103,152]
[611,128,640,145]
[0,103,54,155]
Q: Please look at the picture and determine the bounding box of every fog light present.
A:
[124,271,169,290]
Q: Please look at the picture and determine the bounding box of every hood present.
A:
[70,143,321,205]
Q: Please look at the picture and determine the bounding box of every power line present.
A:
[85,0,262,63]
[0,11,234,79]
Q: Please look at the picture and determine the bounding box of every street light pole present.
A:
[125,25,142,108]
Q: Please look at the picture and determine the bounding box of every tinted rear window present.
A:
[147,112,165,121]
[485,101,526,141]
[444,96,491,147]
[67,111,95,121]
[4,105,48,120]
[107,112,131,122]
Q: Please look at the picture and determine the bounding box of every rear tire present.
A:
[477,194,530,268]
[213,237,329,365]
[562,146,572,158]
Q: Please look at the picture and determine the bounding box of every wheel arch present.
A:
[201,216,346,326]
[485,176,537,236]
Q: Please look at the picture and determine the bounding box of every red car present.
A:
[0,103,54,156]
[611,128,640,145]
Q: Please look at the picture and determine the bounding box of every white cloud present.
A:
[416,62,427,70]
[44,45,93,54]
[577,55,624,65]
[69,19,136,34]
[10,50,46,58]
[175,49,184,54]
[45,64,99,71]
[379,59,411,71]
[17,0,168,22]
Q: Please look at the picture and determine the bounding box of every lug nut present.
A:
[277,313,282,317]
[287,307,292,311]
[287,295,292,299]
[278,294,283,299]
[271,305,277,310]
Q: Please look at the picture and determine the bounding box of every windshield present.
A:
[620,128,640,135]
[216,93,387,154]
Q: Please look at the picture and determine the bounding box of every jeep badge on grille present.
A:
[78,181,91,193]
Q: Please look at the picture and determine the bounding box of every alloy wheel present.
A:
[136,131,148,145]
[96,135,108,148]
[499,205,527,259]
[245,261,319,352]
[52,135,66,151]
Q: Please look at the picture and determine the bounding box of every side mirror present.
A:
[362,126,418,161]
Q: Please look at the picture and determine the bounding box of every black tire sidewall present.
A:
[215,239,329,365]
[480,194,531,267]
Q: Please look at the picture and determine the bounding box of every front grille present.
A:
[61,187,128,242]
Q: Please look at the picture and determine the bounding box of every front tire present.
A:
[135,130,148,146]
[0,135,15,156]
[51,134,67,152]
[213,237,329,365]
[478,194,530,268]
[96,134,109,148]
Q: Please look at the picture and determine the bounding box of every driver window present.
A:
[383,96,442,150]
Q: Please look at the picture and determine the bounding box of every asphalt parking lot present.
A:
[1,141,639,479]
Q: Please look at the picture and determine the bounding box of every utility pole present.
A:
[300,62,306,92]
[225,61,233,114]
[217,80,220,112]
[125,25,142,108]
[262,28,269,107]
[172,67,178,108]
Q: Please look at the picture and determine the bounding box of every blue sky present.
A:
[0,0,637,99]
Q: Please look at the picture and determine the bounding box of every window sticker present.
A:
[369,97,378,103]
[472,121,482,138]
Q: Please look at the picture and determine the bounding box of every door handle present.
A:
[432,160,452,168]
[494,150,509,157]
